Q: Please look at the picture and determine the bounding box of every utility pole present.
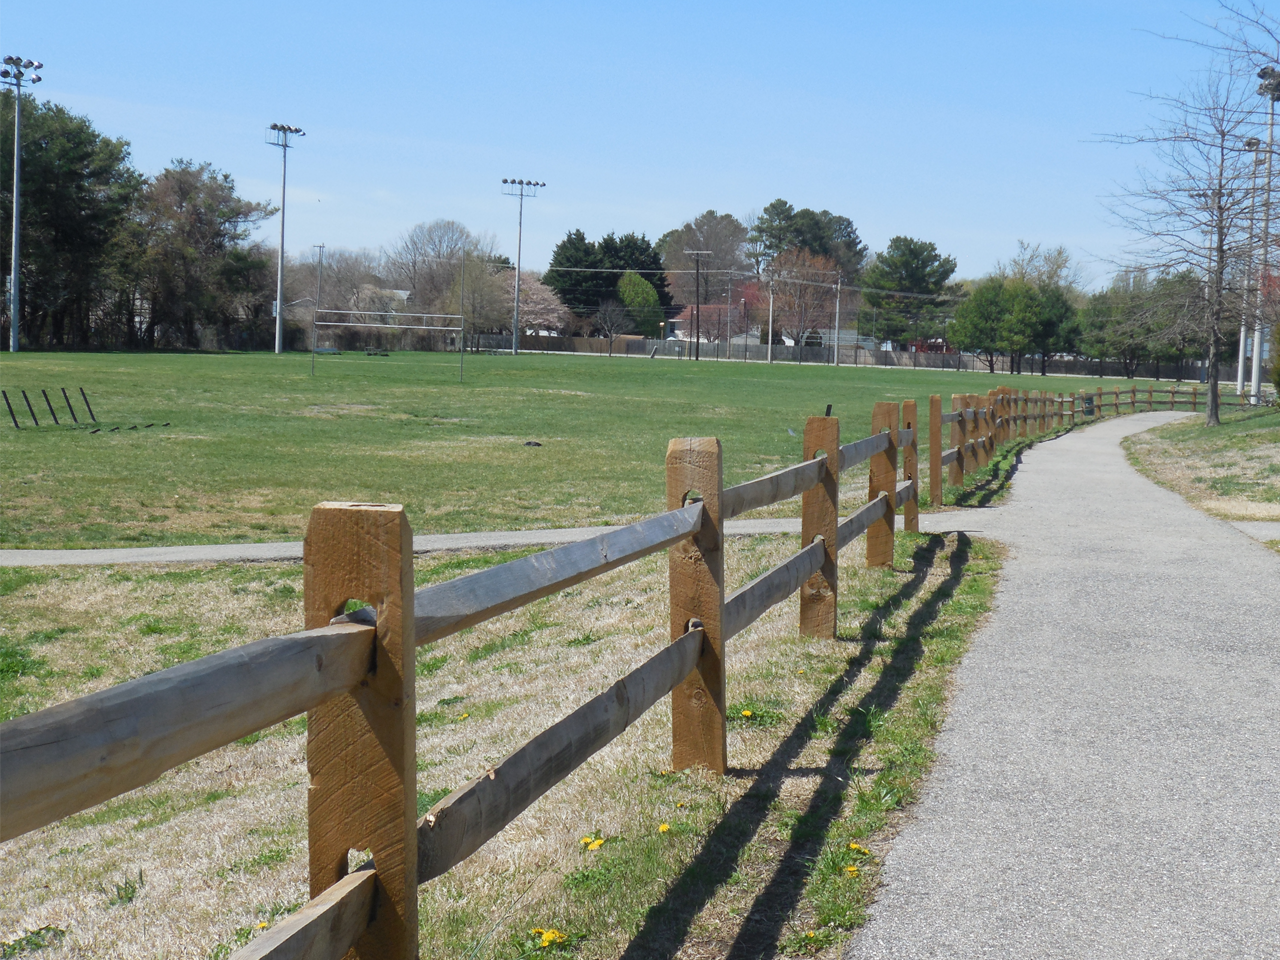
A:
[833,277,842,367]
[2,56,42,353]
[268,123,304,355]
[1242,139,1262,395]
[312,244,324,376]
[459,250,465,383]
[502,179,546,356]
[684,250,711,360]
[1255,67,1280,402]
[767,279,775,363]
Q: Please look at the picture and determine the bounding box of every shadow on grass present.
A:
[618,533,971,960]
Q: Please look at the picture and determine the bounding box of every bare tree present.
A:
[593,299,635,355]
[1110,67,1257,425]
[769,248,838,359]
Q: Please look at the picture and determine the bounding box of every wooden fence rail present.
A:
[4,377,1185,958]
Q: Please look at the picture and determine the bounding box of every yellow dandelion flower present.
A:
[845,865,859,875]
[460,712,469,719]
[531,928,545,936]
[741,709,753,717]
[807,931,816,938]
[580,836,593,845]
[676,801,685,808]
[848,842,868,854]
[587,838,604,851]
[798,669,805,674]
[540,929,567,946]
[256,921,269,929]
[658,823,670,833]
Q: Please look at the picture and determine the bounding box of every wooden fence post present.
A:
[1148,385,1154,411]
[866,402,898,568]
[930,394,943,507]
[800,417,839,639]
[1169,385,1175,410]
[1113,388,1119,415]
[967,395,986,468]
[305,502,417,960]
[1130,386,1137,412]
[990,390,1001,447]
[667,438,726,775]
[1192,385,1198,412]
[1097,386,1104,417]
[1018,391,1028,438]
[902,399,919,534]
[950,395,966,486]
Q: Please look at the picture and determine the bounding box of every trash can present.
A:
[1083,394,1095,417]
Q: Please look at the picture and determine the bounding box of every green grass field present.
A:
[1,350,1122,549]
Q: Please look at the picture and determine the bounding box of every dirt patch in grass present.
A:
[1124,407,1280,520]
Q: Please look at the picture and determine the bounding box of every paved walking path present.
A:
[0,516,990,567]
[845,411,1280,958]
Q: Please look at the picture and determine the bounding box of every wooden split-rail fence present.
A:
[0,384,1144,959]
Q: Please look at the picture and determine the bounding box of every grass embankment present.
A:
[1,350,1117,549]
[1124,407,1280,545]
[0,524,1000,960]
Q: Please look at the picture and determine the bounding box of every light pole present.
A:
[267,123,304,355]
[833,277,842,367]
[684,250,711,360]
[502,178,545,355]
[1254,68,1280,402]
[1241,139,1263,395]
[2,55,43,353]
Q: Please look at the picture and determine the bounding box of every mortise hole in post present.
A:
[347,847,373,874]
[682,489,704,506]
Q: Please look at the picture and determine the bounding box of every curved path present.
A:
[845,411,1280,958]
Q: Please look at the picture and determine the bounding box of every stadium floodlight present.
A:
[267,123,305,354]
[1,53,43,352]
[501,177,547,355]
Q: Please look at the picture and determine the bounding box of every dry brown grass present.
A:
[1124,408,1280,520]
[0,529,993,960]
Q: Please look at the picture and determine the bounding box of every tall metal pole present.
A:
[696,256,706,360]
[1242,150,1260,395]
[312,244,323,377]
[1255,97,1275,403]
[512,191,523,356]
[275,131,288,354]
[459,249,466,382]
[767,280,774,364]
[8,72,22,352]
[833,278,841,367]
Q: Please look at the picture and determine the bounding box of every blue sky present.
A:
[3,0,1235,286]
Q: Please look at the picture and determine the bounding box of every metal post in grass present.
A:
[60,387,78,423]
[800,415,839,639]
[41,389,58,425]
[666,438,726,775]
[866,402,898,568]
[21,390,37,426]
[3,390,18,428]
[304,502,416,958]
[79,388,96,422]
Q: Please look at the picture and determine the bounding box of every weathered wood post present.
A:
[1113,388,1120,415]
[950,395,965,487]
[667,438,726,775]
[989,390,1000,447]
[305,502,417,960]
[800,416,839,639]
[1019,390,1029,438]
[1148,385,1154,411]
[970,395,989,468]
[902,399,919,534]
[1097,386,1104,418]
[930,394,943,507]
[866,402,898,568]
[1192,385,1198,412]
[1130,386,1137,412]
[1169,385,1175,410]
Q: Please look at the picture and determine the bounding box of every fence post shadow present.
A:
[619,533,971,960]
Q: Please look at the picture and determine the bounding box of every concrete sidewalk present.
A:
[844,411,1280,958]
[0,516,993,567]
